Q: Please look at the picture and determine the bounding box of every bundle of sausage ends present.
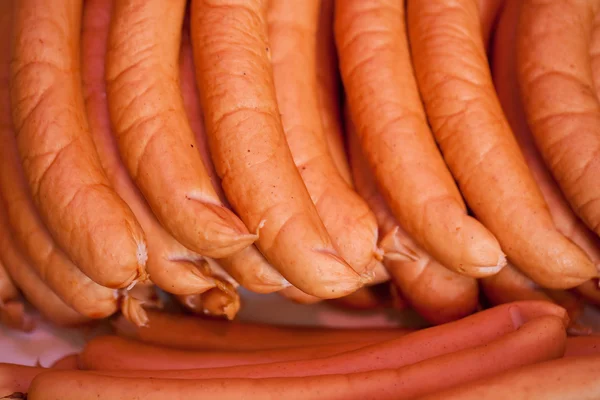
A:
[1,0,600,398]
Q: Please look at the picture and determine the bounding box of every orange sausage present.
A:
[281,271,390,307]
[28,315,566,400]
[176,277,241,321]
[0,101,119,319]
[481,263,590,335]
[0,0,118,320]
[335,0,505,278]
[106,0,256,260]
[79,336,377,371]
[416,355,600,400]
[347,113,479,324]
[492,0,600,303]
[190,0,361,298]
[81,0,216,296]
[517,0,600,237]
[407,0,596,289]
[481,263,552,305]
[0,215,86,327]
[178,23,288,293]
[10,0,148,288]
[493,0,600,272]
[113,308,407,351]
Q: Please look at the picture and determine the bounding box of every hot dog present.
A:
[517,0,600,238]
[105,0,256,260]
[79,335,378,371]
[10,0,148,289]
[347,113,479,324]
[113,308,407,351]
[190,0,362,298]
[1,0,120,320]
[416,355,600,400]
[335,0,505,278]
[267,0,382,279]
[178,23,288,293]
[407,0,596,289]
[81,0,217,296]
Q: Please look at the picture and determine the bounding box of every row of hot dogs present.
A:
[2,302,600,398]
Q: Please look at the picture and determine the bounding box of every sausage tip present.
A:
[120,297,149,328]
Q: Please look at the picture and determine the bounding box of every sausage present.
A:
[492,0,600,298]
[0,215,87,327]
[565,336,600,358]
[189,0,362,298]
[0,364,44,398]
[575,279,600,306]
[335,0,505,278]
[0,299,34,332]
[9,0,148,288]
[347,113,479,324]
[79,335,377,371]
[178,22,288,293]
[415,355,600,400]
[105,0,256,260]
[278,286,323,305]
[407,0,596,289]
[517,0,600,237]
[481,263,590,335]
[0,0,119,320]
[176,277,241,320]
[267,0,382,279]
[112,308,408,351]
[81,0,216,296]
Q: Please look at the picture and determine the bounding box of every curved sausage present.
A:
[105,0,256,260]
[335,0,505,278]
[112,308,407,351]
[517,0,600,237]
[1,0,119,319]
[79,335,377,371]
[347,113,479,324]
[408,0,596,288]
[9,0,148,288]
[81,0,216,296]
[178,23,288,293]
[416,355,600,400]
[190,0,362,298]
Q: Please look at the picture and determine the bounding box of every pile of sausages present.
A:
[2,302,600,398]
[1,0,600,397]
